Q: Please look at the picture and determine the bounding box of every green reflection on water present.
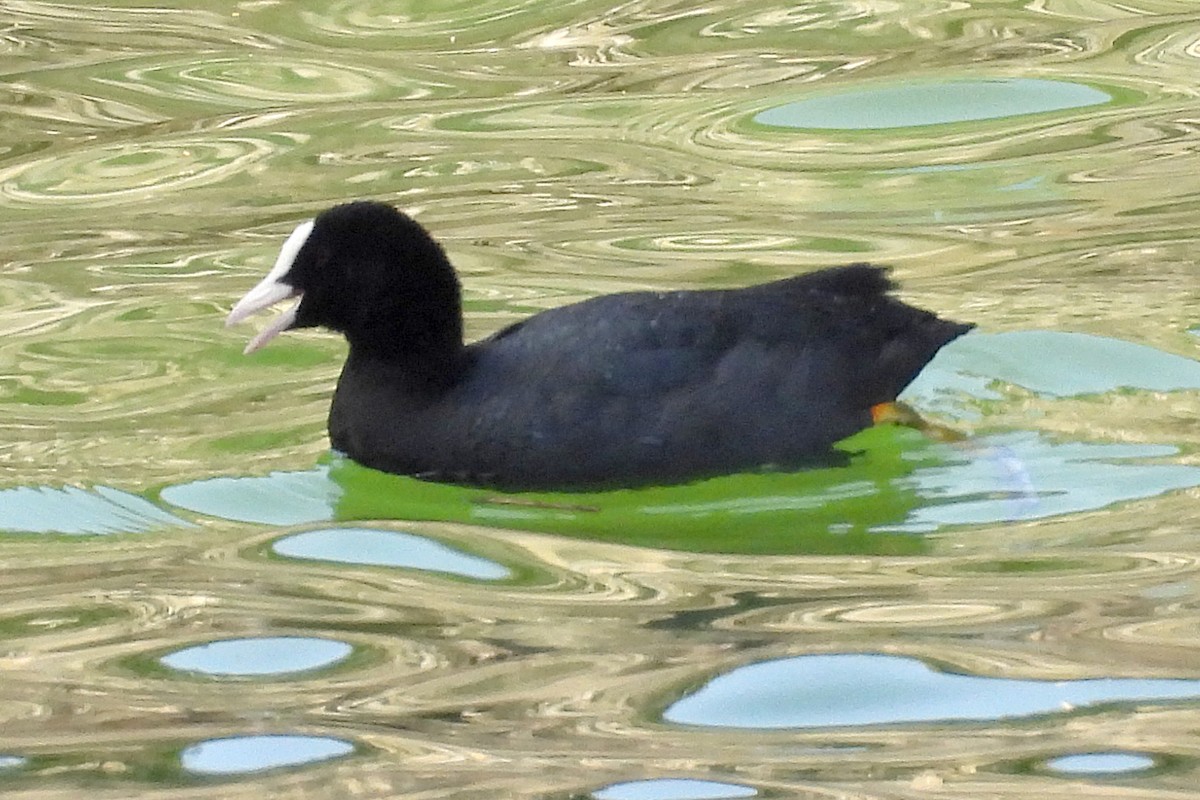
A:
[330,426,933,556]
[0,383,88,406]
[0,606,126,637]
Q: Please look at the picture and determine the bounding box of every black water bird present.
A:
[227,201,971,490]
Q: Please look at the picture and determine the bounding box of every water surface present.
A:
[2,1,1199,798]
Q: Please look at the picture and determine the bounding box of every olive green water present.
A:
[3,1,1200,798]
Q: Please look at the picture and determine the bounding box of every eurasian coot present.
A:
[227,201,971,490]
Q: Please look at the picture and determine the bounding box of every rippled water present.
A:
[3,1,1200,797]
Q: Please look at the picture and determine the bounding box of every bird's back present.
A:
[330,265,971,489]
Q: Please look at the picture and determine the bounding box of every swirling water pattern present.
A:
[2,1,1200,797]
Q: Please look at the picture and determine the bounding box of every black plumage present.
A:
[228,201,972,490]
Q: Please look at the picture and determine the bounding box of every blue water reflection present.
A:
[665,654,1200,728]
[0,485,191,535]
[160,468,336,525]
[1045,752,1156,775]
[908,331,1200,402]
[594,778,758,800]
[895,433,1200,531]
[179,734,354,775]
[161,636,353,677]
[755,78,1112,130]
[273,527,511,580]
